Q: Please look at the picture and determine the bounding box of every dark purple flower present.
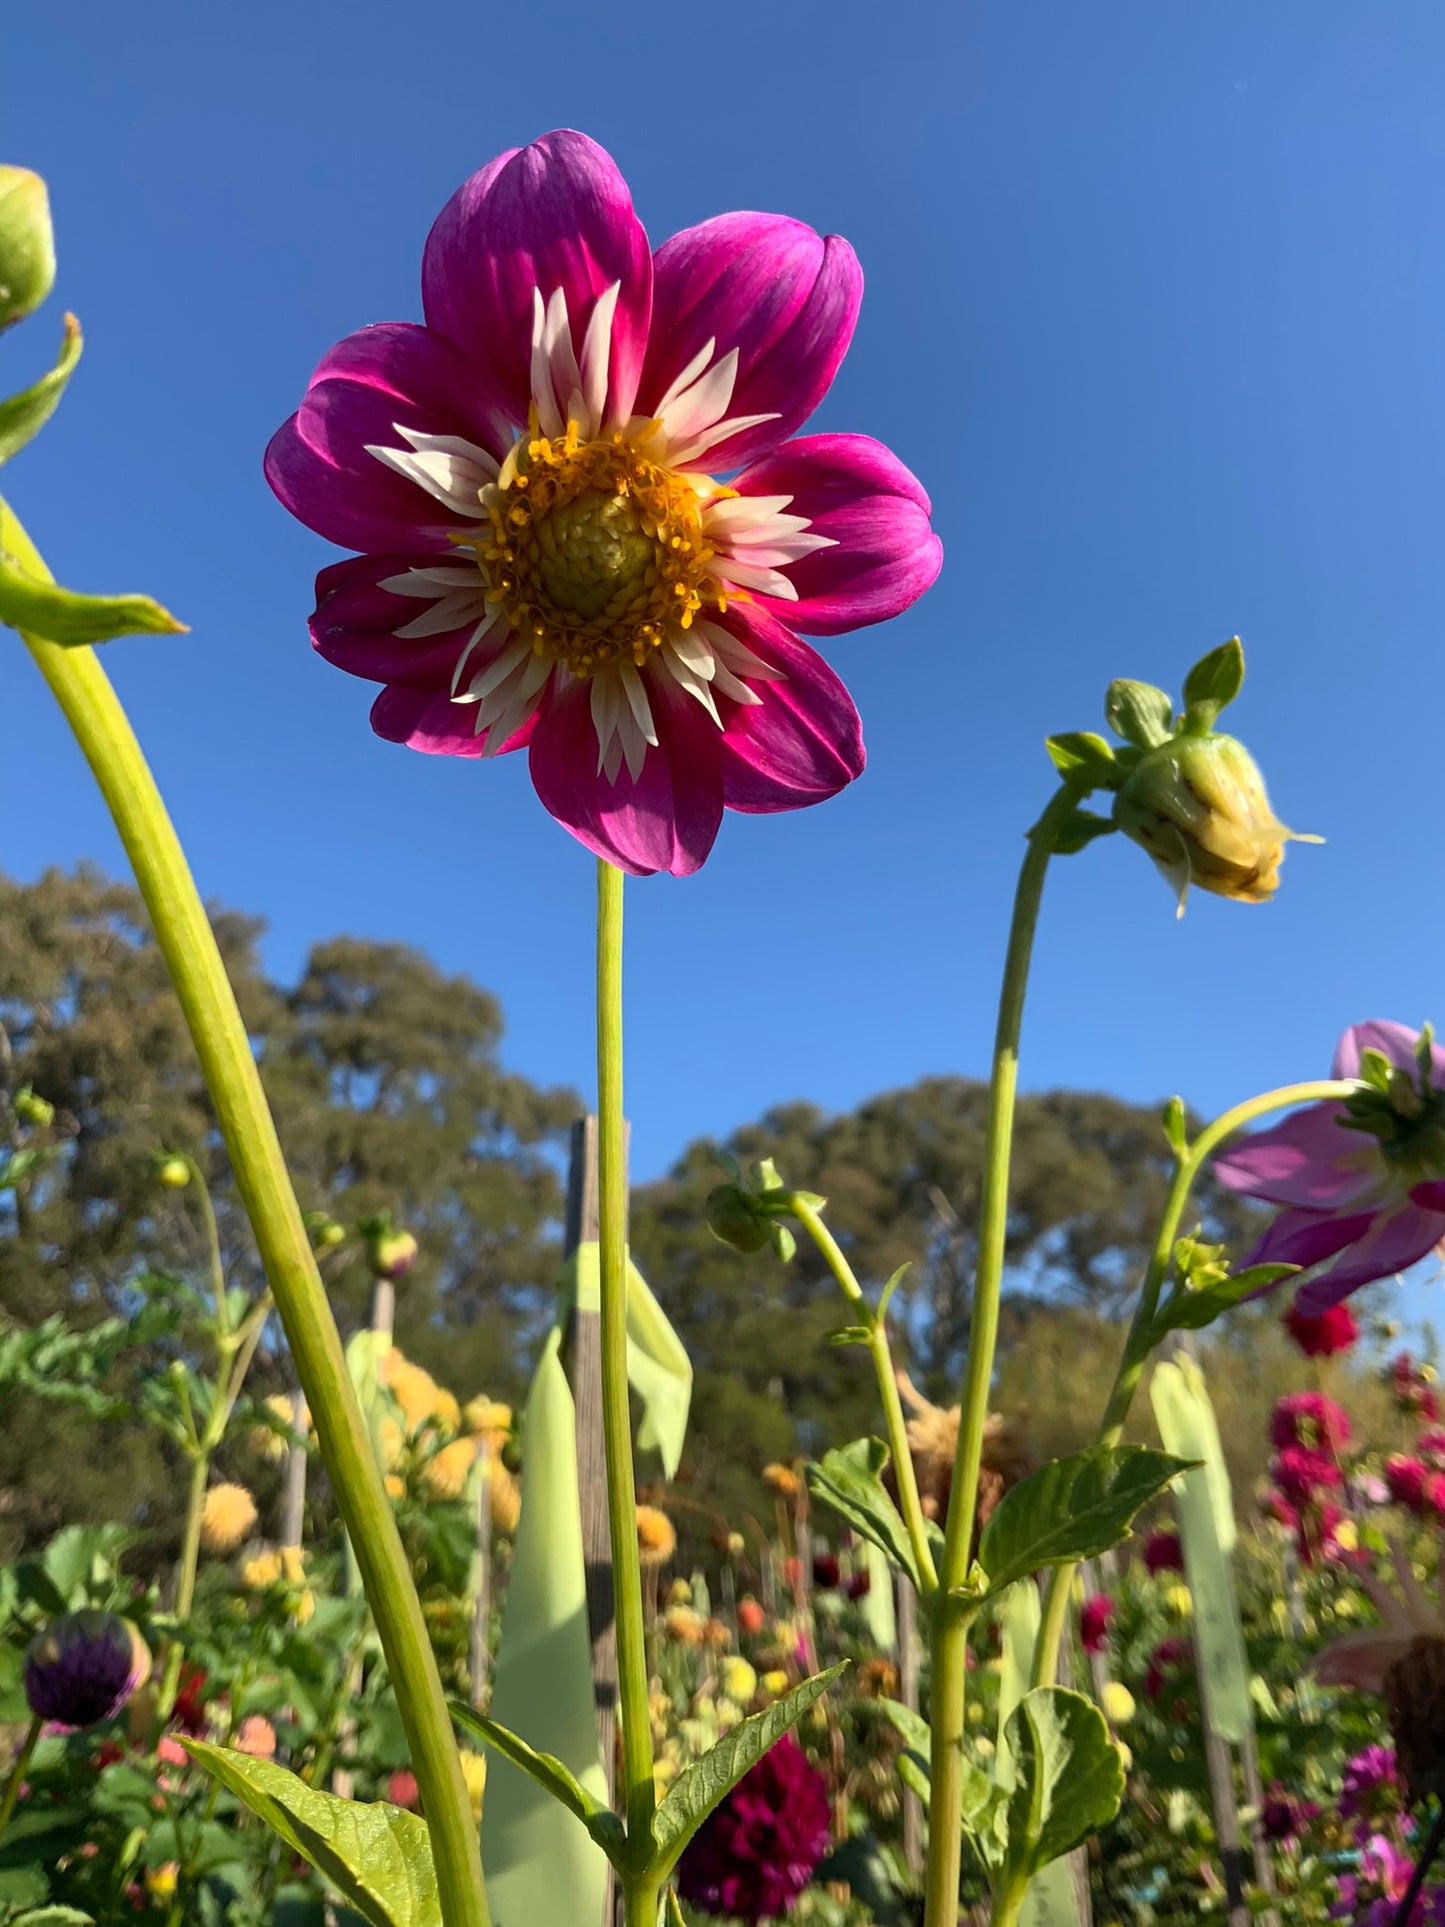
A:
[1261,1785,1318,1842]
[811,1553,840,1590]
[676,1732,830,1921]
[1080,1594,1115,1655]
[1142,1529,1184,1576]
[24,1612,152,1730]
[1215,1021,1445,1313]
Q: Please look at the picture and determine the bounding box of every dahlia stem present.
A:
[4,501,490,1927]
[1028,1074,1357,1692]
[786,1194,937,1593]
[923,778,1088,1927]
[594,858,657,1912]
[183,1152,230,1340]
[0,1715,41,1838]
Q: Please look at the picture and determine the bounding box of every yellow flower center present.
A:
[476,424,728,675]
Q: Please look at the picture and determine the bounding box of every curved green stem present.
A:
[0,1715,41,1837]
[1029,1075,1357,1690]
[923,779,1087,1927]
[787,1195,937,1593]
[595,860,656,1919]
[184,1155,230,1339]
[5,500,489,1927]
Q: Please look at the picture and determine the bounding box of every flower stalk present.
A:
[595,860,657,1923]
[1028,1075,1357,1692]
[5,501,490,1927]
[0,1715,41,1838]
[923,778,1089,1927]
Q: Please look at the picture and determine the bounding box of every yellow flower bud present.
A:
[0,168,55,332]
[1101,1681,1136,1726]
[1163,1582,1193,1618]
[459,1749,487,1822]
[760,1669,789,1698]
[722,1656,757,1703]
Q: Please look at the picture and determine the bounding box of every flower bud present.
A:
[0,168,55,333]
[1113,731,1315,915]
[24,1611,152,1729]
[705,1182,773,1254]
[305,1210,346,1250]
[366,1227,418,1281]
[155,1154,191,1189]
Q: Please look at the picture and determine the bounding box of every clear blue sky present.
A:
[3,2,1443,1215]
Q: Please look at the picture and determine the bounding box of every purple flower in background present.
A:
[24,1611,152,1730]
[1080,1594,1115,1654]
[1339,1746,1400,1822]
[266,130,942,877]
[1143,1529,1184,1576]
[677,1732,830,1921]
[1216,1022,1445,1314]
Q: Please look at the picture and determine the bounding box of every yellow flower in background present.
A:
[722,1656,757,1703]
[385,1473,405,1500]
[459,1749,487,1823]
[248,1393,296,1462]
[239,1548,284,1591]
[760,1669,789,1698]
[378,1415,406,1471]
[1102,1681,1136,1726]
[383,1350,457,1435]
[663,1606,706,1647]
[281,1546,305,1585]
[145,1865,179,1902]
[488,1462,521,1538]
[200,1483,257,1554]
[1163,1583,1193,1618]
[666,1577,692,1606]
[635,1505,676,1568]
[464,1396,512,1442]
[423,1436,478,1499]
[1334,1518,1359,1553]
[761,1463,800,1500]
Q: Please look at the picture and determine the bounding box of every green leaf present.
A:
[876,1702,1006,1871]
[649,1664,846,1880]
[0,547,186,646]
[664,1891,687,1927]
[999,1688,1124,1888]
[1156,1262,1298,1334]
[1044,732,1117,782]
[875,1263,909,1325]
[1104,679,1174,751]
[805,1440,920,1591]
[1181,637,1245,723]
[976,1446,1191,1595]
[0,313,81,466]
[448,1703,626,1866]
[180,1741,438,1927]
[1050,808,1116,856]
[12,1911,94,1926]
[827,1324,872,1347]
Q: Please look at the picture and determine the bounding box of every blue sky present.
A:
[2,0,1443,1237]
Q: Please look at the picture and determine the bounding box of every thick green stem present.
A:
[787,1195,937,1593]
[0,1716,41,1837]
[1029,1075,1357,1690]
[923,781,1085,1927]
[5,502,489,1927]
[595,860,656,1914]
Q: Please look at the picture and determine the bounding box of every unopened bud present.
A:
[368,1228,418,1281]
[13,1087,53,1128]
[705,1182,772,1254]
[25,1611,151,1728]
[155,1154,191,1189]
[1114,732,1317,915]
[0,167,55,333]
[305,1210,346,1250]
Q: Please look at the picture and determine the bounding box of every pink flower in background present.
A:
[1271,1445,1342,1506]
[1392,1353,1442,1421]
[1284,1299,1358,1358]
[1142,1529,1184,1576]
[387,1769,420,1810]
[267,130,941,876]
[1215,1022,1445,1313]
[1080,1593,1115,1654]
[1270,1390,1350,1454]
[1385,1455,1430,1512]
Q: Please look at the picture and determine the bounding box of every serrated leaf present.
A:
[0,313,81,466]
[1156,1262,1298,1335]
[448,1703,625,1867]
[1181,637,1244,720]
[1044,731,1117,781]
[180,1741,438,1927]
[649,1664,846,1880]
[976,1446,1191,1595]
[1104,679,1174,751]
[1000,1688,1124,1888]
[0,548,185,646]
[1050,808,1116,856]
[806,1441,920,1591]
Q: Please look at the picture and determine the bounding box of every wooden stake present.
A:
[280,1390,307,1550]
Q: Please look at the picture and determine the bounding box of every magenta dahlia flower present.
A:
[1215,1021,1445,1313]
[1269,1389,1350,1454]
[676,1732,830,1921]
[1284,1299,1359,1358]
[1142,1528,1184,1576]
[266,131,941,876]
[1080,1593,1115,1654]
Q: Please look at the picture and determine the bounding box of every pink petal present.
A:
[1241,1205,1384,1276]
[1332,1018,1445,1084]
[1411,1179,1445,1210]
[711,606,864,811]
[265,324,504,554]
[639,214,862,471]
[1294,1203,1445,1314]
[370,684,534,759]
[527,676,723,876]
[729,434,941,635]
[310,554,486,687]
[1213,1102,1382,1210]
[422,130,652,430]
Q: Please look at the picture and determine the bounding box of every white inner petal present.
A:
[365,426,496,520]
[579,282,621,435]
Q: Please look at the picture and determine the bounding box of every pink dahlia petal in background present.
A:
[1215,1019,1445,1307]
[1283,1299,1358,1358]
[265,129,938,874]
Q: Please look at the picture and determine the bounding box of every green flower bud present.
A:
[705,1182,772,1254]
[155,1154,191,1189]
[367,1227,417,1280]
[305,1209,346,1250]
[0,167,55,333]
[13,1086,54,1128]
[1113,731,1318,915]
